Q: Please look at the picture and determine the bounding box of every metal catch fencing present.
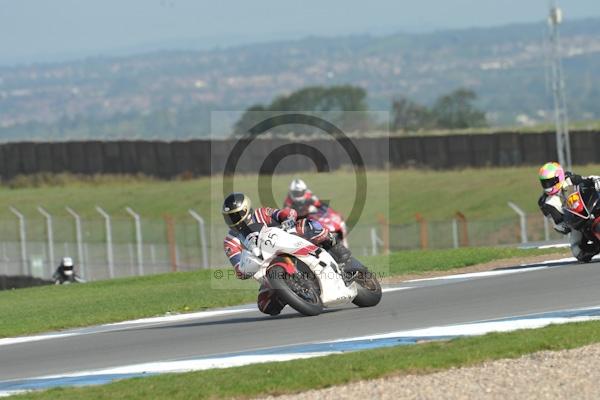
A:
[378,213,564,253]
[0,206,563,282]
[0,207,381,281]
[0,208,214,281]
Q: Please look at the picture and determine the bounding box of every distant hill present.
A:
[1,18,600,140]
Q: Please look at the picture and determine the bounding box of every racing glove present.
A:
[592,176,600,192]
[244,232,261,257]
[281,218,296,233]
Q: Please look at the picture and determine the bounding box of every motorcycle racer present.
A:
[283,178,327,217]
[537,161,600,261]
[52,257,85,284]
[222,192,351,315]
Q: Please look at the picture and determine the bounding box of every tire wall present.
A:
[0,131,597,179]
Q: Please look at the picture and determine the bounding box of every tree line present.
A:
[234,85,488,136]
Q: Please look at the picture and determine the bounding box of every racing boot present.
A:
[577,241,599,263]
[257,283,286,316]
[321,234,349,263]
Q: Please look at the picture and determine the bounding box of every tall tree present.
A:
[234,85,369,136]
[391,97,433,131]
[431,88,487,129]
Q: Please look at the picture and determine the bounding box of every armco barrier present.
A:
[0,131,598,179]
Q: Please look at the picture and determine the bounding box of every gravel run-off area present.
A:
[261,341,600,400]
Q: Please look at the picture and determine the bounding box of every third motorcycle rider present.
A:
[537,161,600,261]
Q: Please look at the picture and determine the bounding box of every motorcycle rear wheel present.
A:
[267,264,323,316]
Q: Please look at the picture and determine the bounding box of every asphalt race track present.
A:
[2,258,600,388]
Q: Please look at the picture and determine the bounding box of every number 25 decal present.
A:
[264,232,277,247]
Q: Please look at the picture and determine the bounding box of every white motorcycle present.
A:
[240,223,382,316]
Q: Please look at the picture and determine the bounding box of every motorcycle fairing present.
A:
[564,187,592,220]
[256,226,357,307]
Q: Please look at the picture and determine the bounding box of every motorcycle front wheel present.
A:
[267,262,323,316]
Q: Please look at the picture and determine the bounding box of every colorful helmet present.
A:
[289,179,308,202]
[538,162,565,195]
[222,192,252,230]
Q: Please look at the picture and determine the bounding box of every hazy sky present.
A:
[2,0,600,65]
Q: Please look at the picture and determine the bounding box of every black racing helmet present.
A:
[222,192,253,230]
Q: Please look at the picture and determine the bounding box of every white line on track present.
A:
[405,266,548,282]
[0,391,28,398]
[0,289,410,348]
[328,315,600,342]
[404,255,584,283]
[38,353,328,379]
[0,333,80,348]
[0,306,256,347]
[381,286,412,294]
[103,307,254,327]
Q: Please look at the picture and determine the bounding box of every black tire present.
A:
[267,265,323,316]
[347,258,382,308]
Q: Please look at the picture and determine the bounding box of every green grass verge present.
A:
[1,164,599,224]
[14,320,600,400]
[372,246,566,276]
[0,247,565,338]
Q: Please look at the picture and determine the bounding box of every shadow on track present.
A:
[135,308,346,331]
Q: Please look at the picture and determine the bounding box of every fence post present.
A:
[9,206,28,275]
[188,209,209,269]
[96,206,115,278]
[370,227,384,256]
[37,207,55,275]
[126,207,144,276]
[508,202,528,244]
[455,212,469,247]
[415,213,428,249]
[376,213,390,254]
[66,207,86,280]
[164,214,178,272]
[452,218,459,248]
[543,216,550,241]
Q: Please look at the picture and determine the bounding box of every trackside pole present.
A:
[126,207,144,276]
[96,206,115,278]
[164,215,177,272]
[508,202,528,244]
[415,213,428,249]
[9,206,28,275]
[37,207,55,276]
[452,218,459,249]
[543,217,551,241]
[188,210,209,269]
[370,227,383,256]
[66,207,86,280]
[376,213,390,254]
[455,212,469,247]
